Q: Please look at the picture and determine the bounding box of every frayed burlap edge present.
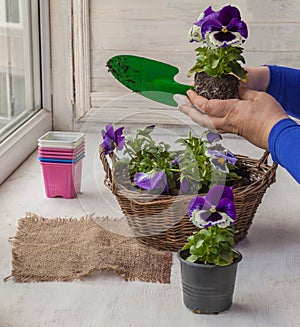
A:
[4,213,173,284]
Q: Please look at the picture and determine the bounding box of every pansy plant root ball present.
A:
[188,5,248,100]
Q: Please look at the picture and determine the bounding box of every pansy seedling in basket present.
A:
[100,124,242,196]
[100,3,277,254]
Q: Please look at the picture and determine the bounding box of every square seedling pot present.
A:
[40,159,83,199]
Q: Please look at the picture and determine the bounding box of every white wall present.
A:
[88,0,300,124]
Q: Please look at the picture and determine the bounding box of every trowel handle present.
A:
[152,79,193,95]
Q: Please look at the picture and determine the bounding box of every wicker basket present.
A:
[100,146,277,251]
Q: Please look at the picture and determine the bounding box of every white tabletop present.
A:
[1,131,299,327]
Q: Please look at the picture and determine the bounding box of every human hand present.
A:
[178,87,288,150]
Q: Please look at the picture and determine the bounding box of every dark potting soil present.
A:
[194,72,239,100]
[229,159,251,188]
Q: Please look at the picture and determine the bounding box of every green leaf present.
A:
[188,45,248,79]
[210,58,220,69]
[216,256,232,266]
[194,236,204,247]
[187,63,204,77]
[186,254,198,263]
[182,243,191,251]
[198,228,210,238]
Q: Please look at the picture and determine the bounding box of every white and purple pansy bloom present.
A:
[206,148,237,173]
[134,171,169,194]
[188,6,218,42]
[188,185,236,228]
[195,5,248,48]
[188,24,202,43]
[101,124,125,155]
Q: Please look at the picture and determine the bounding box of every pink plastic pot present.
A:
[38,143,85,153]
[38,152,85,159]
[38,149,85,158]
[40,159,83,198]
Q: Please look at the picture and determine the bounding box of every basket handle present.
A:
[99,145,117,194]
[238,150,277,195]
[256,150,271,168]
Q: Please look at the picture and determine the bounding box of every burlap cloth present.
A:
[5,213,172,283]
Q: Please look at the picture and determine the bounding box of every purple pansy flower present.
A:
[180,177,191,194]
[134,171,169,194]
[207,148,237,173]
[172,155,180,165]
[195,5,248,48]
[101,124,125,155]
[194,6,219,28]
[188,185,236,228]
[145,124,155,130]
[205,131,222,143]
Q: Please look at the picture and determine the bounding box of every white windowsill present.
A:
[0,130,299,325]
[0,108,52,185]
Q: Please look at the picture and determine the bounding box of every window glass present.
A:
[0,0,41,142]
[6,0,20,24]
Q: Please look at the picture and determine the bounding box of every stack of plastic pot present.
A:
[38,131,85,198]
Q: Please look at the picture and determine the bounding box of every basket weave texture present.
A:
[100,146,277,251]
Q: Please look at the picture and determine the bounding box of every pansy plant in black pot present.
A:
[188,5,248,99]
[177,184,242,314]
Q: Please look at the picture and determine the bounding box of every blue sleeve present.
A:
[266,65,300,119]
[268,118,300,183]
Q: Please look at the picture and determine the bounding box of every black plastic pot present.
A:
[177,249,242,314]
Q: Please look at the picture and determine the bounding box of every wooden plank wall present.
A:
[88,0,300,125]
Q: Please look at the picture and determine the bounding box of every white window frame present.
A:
[0,0,52,185]
[49,0,90,129]
[73,0,90,120]
[50,0,74,131]
[0,0,92,184]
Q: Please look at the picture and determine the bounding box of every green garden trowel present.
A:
[106,55,193,107]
